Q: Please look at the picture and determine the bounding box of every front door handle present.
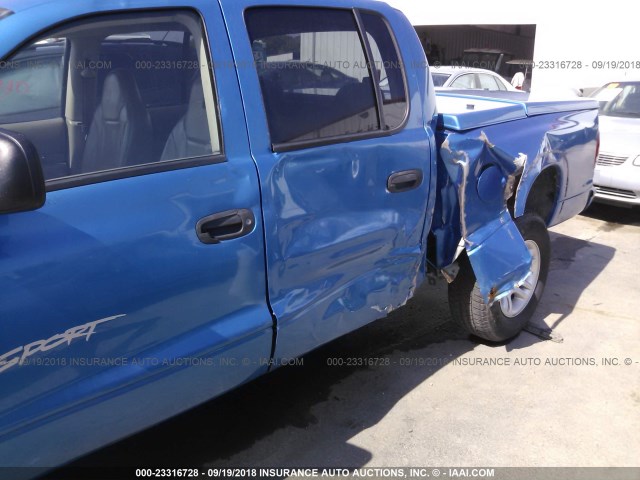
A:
[387,169,423,193]
[196,209,255,244]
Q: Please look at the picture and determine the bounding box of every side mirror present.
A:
[0,128,45,214]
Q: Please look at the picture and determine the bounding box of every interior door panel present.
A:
[2,117,69,179]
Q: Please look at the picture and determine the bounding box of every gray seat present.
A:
[76,69,152,174]
[161,78,213,161]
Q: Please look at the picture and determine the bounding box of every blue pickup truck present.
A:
[0,0,598,471]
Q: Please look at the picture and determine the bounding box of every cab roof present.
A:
[0,0,403,59]
[0,0,52,13]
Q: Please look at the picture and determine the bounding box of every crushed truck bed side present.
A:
[432,93,599,303]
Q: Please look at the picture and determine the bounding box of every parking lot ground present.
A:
[55,204,640,473]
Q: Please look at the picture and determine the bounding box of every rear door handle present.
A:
[387,169,423,193]
[196,209,255,244]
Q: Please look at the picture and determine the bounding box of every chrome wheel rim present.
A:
[500,240,541,318]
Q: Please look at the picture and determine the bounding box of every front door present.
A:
[0,3,272,467]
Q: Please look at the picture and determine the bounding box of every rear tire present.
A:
[448,214,550,342]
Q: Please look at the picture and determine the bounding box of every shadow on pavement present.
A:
[507,230,616,351]
[581,202,640,227]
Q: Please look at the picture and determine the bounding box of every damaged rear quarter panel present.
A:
[513,109,599,225]
[433,109,598,304]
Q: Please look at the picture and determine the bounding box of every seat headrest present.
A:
[100,69,145,121]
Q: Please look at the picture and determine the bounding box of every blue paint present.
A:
[436,92,598,131]
[0,0,599,472]
[0,0,274,468]
[466,211,532,302]
[477,165,506,204]
[432,106,598,278]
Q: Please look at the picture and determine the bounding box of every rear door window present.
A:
[246,7,379,145]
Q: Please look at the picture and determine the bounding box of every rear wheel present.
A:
[448,214,550,342]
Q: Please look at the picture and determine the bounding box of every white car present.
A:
[431,66,517,92]
[590,82,640,207]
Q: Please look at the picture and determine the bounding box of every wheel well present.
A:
[523,167,559,224]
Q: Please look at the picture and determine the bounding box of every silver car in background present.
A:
[590,82,640,207]
[431,66,517,92]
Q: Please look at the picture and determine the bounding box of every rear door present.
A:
[0,3,272,467]
[223,2,435,360]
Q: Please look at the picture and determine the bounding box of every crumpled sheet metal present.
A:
[439,131,533,305]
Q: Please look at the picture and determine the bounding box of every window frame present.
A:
[358,9,410,132]
[0,8,226,193]
[245,6,410,154]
